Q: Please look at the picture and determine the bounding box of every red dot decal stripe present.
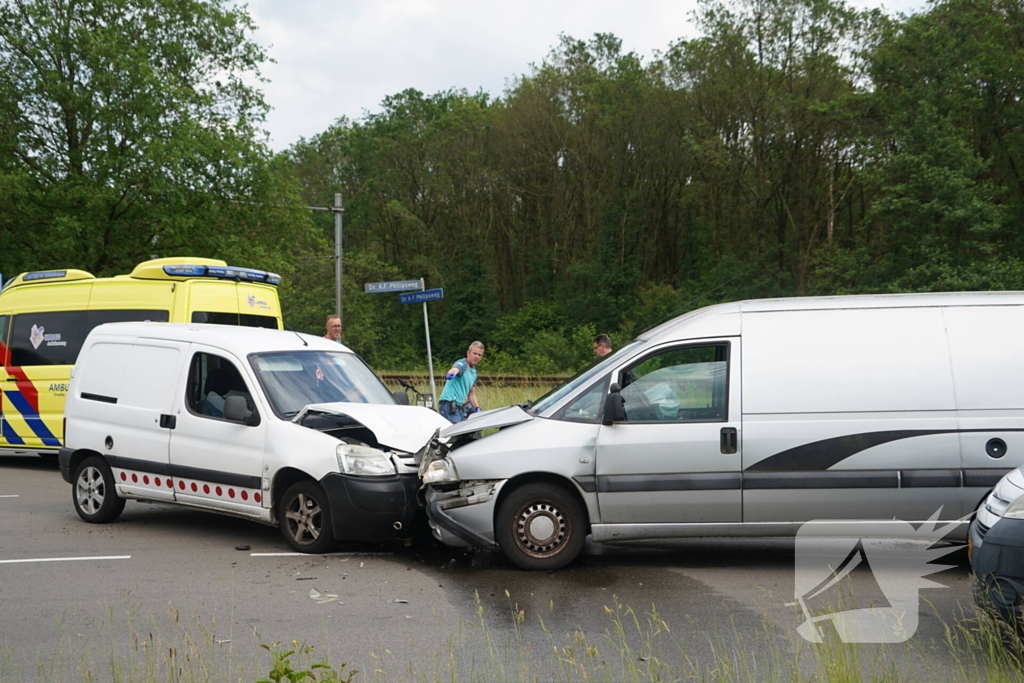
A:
[241,491,248,501]
[203,484,210,494]
[120,473,127,481]
[143,476,150,485]
[131,474,138,483]
[155,478,162,487]
[254,492,261,503]
[228,489,235,499]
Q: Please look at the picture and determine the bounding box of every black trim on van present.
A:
[105,455,261,489]
[573,467,1011,493]
[81,392,117,404]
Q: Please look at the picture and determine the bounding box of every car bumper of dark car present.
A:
[319,472,420,543]
[970,515,1024,619]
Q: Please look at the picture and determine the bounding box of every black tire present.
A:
[279,481,335,554]
[72,455,125,524]
[495,482,587,570]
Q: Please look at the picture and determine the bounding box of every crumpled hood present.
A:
[440,405,534,439]
[295,403,451,453]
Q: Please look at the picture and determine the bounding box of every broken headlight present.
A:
[421,457,459,484]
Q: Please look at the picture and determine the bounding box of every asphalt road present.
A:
[0,455,985,681]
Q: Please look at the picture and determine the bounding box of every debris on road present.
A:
[234,545,250,551]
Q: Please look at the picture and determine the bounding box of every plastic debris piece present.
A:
[360,562,364,568]
[215,639,231,645]
[391,599,409,604]
[309,588,340,604]
[234,545,250,551]
[295,577,315,581]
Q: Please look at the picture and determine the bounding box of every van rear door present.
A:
[943,305,1024,514]
[71,339,187,501]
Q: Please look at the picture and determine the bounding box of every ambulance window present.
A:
[9,311,89,366]
[185,352,253,420]
[192,311,237,325]
[88,309,169,326]
[238,313,277,329]
[0,315,8,347]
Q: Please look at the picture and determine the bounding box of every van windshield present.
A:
[529,340,644,415]
[250,350,396,418]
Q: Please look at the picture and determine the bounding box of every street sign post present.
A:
[365,280,423,293]
[398,288,444,304]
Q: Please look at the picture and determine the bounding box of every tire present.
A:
[495,482,587,570]
[72,455,125,524]
[279,481,335,554]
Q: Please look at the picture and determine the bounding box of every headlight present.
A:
[336,444,396,477]
[421,458,459,484]
[1004,495,1024,520]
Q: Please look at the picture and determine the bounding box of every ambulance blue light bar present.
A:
[162,265,281,285]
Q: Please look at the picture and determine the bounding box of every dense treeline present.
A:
[3,0,1024,373]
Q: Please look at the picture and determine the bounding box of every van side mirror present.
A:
[394,390,410,405]
[224,395,259,426]
[602,383,625,426]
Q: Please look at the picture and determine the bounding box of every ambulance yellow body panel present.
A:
[0,257,283,456]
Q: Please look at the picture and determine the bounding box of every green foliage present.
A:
[257,642,356,683]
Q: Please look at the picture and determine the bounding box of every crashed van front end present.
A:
[417,406,539,549]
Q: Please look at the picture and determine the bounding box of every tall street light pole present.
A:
[307,194,344,324]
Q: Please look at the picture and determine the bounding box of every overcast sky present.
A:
[242,0,928,152]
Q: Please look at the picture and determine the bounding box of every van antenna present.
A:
[286,326,308,347]
[641,272,746,333]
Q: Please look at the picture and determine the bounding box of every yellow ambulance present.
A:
[0,257,283,457]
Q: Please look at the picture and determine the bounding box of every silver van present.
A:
[420,292,1024,569]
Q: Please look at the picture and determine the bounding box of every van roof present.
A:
[84,322,351,355]
[641,290,1024,343]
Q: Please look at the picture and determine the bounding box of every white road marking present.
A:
[0,495,19,498]
[250,551,392,557]
[0,555,131,565]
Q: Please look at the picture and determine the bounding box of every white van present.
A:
[420,292,1024,569]
[58,323,449,552]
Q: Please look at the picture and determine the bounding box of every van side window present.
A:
[619,344,729,423]
[185,353,253,419]
[0,315,8,354]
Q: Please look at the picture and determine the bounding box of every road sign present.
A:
[399,288,444,305]
[364,279,422,293]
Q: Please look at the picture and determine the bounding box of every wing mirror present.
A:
[394,390,410,405]
[224,395,260,426]
[602,383,625,426]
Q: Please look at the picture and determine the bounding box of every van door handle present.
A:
[159,414,176,430]
[720,427,737,454]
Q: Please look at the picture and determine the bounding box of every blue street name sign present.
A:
[399,288,444,305]
[364,279,422,293]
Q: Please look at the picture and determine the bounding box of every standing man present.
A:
[324,314,342,342]
[593,333,613,358]
[438,341,484,423]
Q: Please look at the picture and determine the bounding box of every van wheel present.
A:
[72,456,125,524]
[280,481,335,553]
[495,483,586,570]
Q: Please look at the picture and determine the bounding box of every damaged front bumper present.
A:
[424,480,505,549]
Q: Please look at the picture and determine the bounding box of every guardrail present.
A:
[379,373,566,387]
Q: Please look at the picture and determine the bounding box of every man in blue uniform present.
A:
[438,341,484,423]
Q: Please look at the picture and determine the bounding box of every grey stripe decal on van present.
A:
[746,429,1024,472]
[744,471,898,489]
[106,455,261,489]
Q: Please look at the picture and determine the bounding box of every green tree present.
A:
[0,0,282,275]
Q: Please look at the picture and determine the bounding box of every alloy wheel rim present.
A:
[285,492,322,545]
[76,466,105,515]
